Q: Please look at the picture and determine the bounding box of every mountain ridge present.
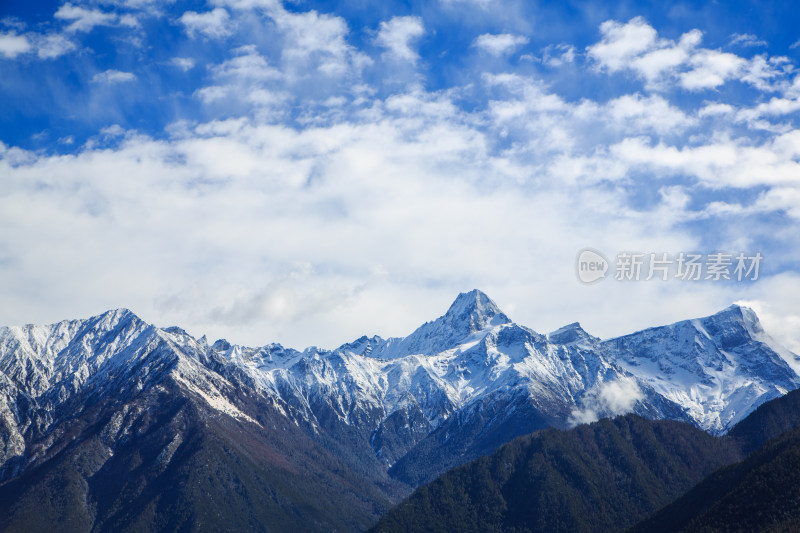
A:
[0,291,798,530]
[372,387,800,533]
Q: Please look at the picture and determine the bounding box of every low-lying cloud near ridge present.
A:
[569,377,646,426]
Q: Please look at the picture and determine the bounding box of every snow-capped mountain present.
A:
[0,290,798,492]
[601,304,799,433]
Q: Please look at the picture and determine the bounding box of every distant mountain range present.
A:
[0,290,798,531]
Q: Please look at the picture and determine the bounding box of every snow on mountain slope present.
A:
[602,304,800,433]
[0,291,798,484]
[372,290,512,359]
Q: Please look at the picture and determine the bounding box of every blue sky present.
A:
[1,0,799,353]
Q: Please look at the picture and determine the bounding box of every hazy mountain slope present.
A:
[371,415,741,533]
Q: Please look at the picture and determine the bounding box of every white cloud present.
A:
[736,273,800,367]
[375,16,425,63]
[0,76,771,349]
[474,33,528,56]
[195,46,289,110]
[588,18,787,93]
[730,33,767,47]
[211,45,280,82]
[202,3,366,81]
[569,377,645,426]
[740,54,791,92]
[541,44,576,66]
[629,29,701,88]
[91,69,137,83]
[0,31,77,60]
[588,17,658,72]
[681,49,746,90]
[0,12,799,355]
[170,57,196,71]
[179,8,232,39]
[0,32,31,58]
[610,133,800,189]
[605,93,695,134]
[271,8,363,77]
[54,3,119,33]
[34,33,77,59]
[698,102,735,117]
[737,96,800,122]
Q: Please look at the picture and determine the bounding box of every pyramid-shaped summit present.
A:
[382,290,512,358]
[547,322,598,346]
[443,289,511,332]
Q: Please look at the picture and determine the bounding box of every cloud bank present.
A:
[0,3,799,352]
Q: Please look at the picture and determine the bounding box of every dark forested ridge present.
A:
[373,387,800,533]
[629,389,800,533]
[630,424,800,533]
[371,415,740,533]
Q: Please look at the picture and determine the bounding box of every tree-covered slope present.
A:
[371,415,740,533]
[630,423,800,533]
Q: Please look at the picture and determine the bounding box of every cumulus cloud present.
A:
[4,68,794,348]
[91,69,137,83]
[54,3,120,33]
[473,33,528,56]
[194,46,289,111]
[0,31,77,60]
[271,8,365,78]
[588,16,658,72]
[587,17,784,93]
[170,57,196,71]
[375,16,425,63]
[730,33,767,47]
[0,32,31,58]
[541,44,576,66]
[569,377,645,426]
[1,7,799,354]
[680,49,746,90]
[33,33,77,59]
[179,8,232,39]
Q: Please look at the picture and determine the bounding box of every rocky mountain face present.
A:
[0,290,797,531]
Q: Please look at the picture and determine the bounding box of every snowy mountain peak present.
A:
[212,338,232,352]
[377,289,512,358]
[702,304,762,334]
[95,307,139,324]
[547,322,598,346]
[444,289,511,331]
[694,304,770,351]
[604,304,800,433]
